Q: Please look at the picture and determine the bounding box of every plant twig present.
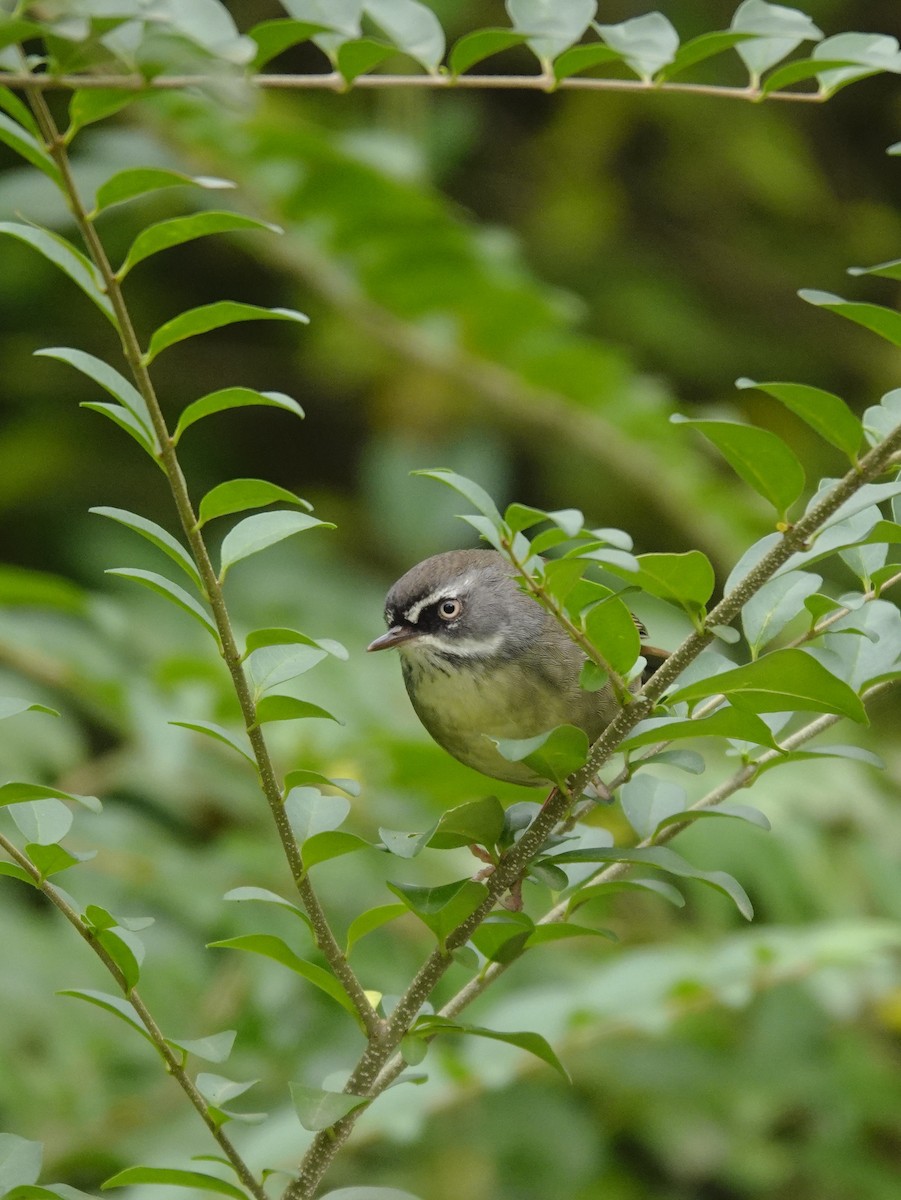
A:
[0,70,828,103]
[0,831,268,1200]
[21,78,380,1033]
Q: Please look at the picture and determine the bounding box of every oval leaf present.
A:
[672,415,805,519]
[219,511,334,579]
[198,478,311,526]
[0,222,115,324]
[93,168,235,214]
[144,302,309,364]
[119,211,281,278]
[174,387,304,443]
[101,1168,247,1200]
[91,507,202,590]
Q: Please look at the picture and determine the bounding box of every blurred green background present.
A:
[1,2,901,1198]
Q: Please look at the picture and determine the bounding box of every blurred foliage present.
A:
[1,2,901,1199]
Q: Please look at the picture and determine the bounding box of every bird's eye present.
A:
[437,598,462,621]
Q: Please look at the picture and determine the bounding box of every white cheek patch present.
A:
[403,631,506,659]
[404,573,476,624]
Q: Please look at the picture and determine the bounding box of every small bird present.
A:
[368,548,654,787]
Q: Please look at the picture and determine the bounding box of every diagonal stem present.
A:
[0,831,268,1200]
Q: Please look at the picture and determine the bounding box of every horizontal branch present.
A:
[0,70,826,104]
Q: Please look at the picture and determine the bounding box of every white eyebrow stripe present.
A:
[404,574,474,624]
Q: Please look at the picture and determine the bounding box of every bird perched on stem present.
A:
[368,549,665,786]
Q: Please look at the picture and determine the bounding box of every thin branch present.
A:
[0,70,828,103]
[366,679,895,1097]
[285,423,901,1197]
[0,831,268,1200]
[21,79,380,1033]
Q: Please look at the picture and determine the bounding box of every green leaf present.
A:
[526,923,617,946]
[284,788,351,840]
[58,989,153,1044]
[35,346,154,436]
[336,38,397,84]
[302,831,371,868]
[93,168,236,214]
[0,863,36,887]
[799,290,901,348]
[196,1072,258,1107]
[245,628,347,660]
[0,222,115,324]
[101,1167,247,1200]
[0,782,100,813]
[568,877,686,912]
[255,695,341,724]
[657,30,758,80]
[449,29,530,76]
[849,256,901,282]
[493,724,589,788]
[583,595,642,675]
[224,885,308,917]
[731,0,822,78]
[106,568,218,638]
[607,551,715,620]
[174,387,304,443]
[552,42,623,82]
[66,89,136,137]
[671,415,805,519]
[414,1016,569,1081]
[208,934,357,1016]
[0,111,61,185]
[365,0,446,72]
[550,845,754,920]
[742,570,822,656]
[0,19,44,53]
[621,708,781,751]
[169,720,255,765]
[0,697,59,721]
[668,648,868,723]
[345,903,408,957]
[282,771,359,799]
[198,478,312,526]
[247,644,330,692]
[471,913,533,963]
[289,1083,369,1132]
[736,377,862,460]
[427,795,505,850]
[166,1030,236,1064]
[119,211,281,278]
[10,798,71,845]
[619,775,687,840]
[759,55,857,95]
[248,19,331,68]
[81,402,158,457]
[654,802,772,835]
[507,0,596,65]
[26,842,90,879]
[90,507,202,590]
[144,302,309,364]
[220,511,334,579]
[413,468,502,523]
[387,878,488,946]
[379,825,438,859]
[596,13,680,80]
[813,32,901,95]
[0,1133,42,1192]
[96,927,143,991]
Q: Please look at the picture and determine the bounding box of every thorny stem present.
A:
[0,832,269,1200]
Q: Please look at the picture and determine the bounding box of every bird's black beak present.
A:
[367,624,420,652]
